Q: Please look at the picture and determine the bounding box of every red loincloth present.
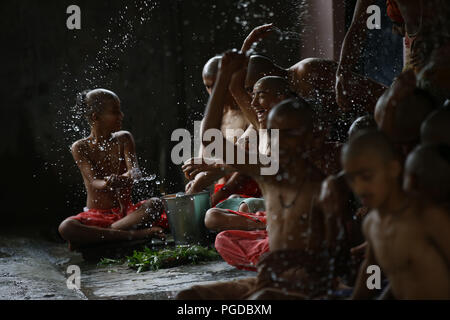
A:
[70,200,169,229]
[386,0,404,24]
[215,229,269,272]
[214,209,268,272]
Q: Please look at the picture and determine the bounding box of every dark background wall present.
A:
[0,0,401,237]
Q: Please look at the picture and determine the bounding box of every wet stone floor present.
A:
[0,232,253,300]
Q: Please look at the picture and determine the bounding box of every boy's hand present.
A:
[318,174,349,219]
[185,180,203,195]
[106,174,133,189]
[183,157,231,180]
[182,158,211,180]
[219,50,247,77]
[242,23,274,54]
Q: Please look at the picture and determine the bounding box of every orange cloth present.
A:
[214,209,268,272]
[70,200,169,229]
[214,183,226,195]
[213,179,262,205]
[215,230,269,272]
[386,0,404,24]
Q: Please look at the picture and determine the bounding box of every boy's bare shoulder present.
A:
[362,210,377,237]
[71,138,90,155]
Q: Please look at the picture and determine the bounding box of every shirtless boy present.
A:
[342,131,450,299]
[58,89,166,247]
[185,55,260,207]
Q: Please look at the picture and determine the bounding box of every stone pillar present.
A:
[300,0,346,61]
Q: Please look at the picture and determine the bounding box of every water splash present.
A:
[51,0,158,209]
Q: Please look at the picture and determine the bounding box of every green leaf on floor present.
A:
[97,257,124,266]
[126,245,221,273]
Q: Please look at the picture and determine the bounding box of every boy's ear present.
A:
[403,172,418,194]
[389,159,402,180]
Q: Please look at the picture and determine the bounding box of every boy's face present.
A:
[251,81,286,127]
[203,73,234,105]
[95,98,124,132]
[203,74,216,96]
[343,152,398,208]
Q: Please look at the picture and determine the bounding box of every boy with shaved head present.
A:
[229,54,343,176]
[342,131,450,299]
[185,55,261,207]
[58,89,168,249]
[404,144,450,207]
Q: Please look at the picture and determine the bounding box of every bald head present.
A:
[245,55,286,93]
[254,76,295,98]
[421,108,450,146]
[83,89,120,123]
[348,115,378,140]
[405,144,450,203]
[375,85,436,144]
[86,89,119,107]
[267,97,313,132]
[202,56,221,80]
[342,130,399,165]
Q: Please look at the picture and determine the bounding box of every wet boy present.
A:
[342,131,450,299]
[58,89,167,248]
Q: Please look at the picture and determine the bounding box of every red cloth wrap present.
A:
[386,0,404,24]
[215,230,269,272]
[70,200,169,229]
[213,179,262,204]
[225,209,267,224]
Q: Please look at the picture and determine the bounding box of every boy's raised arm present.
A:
[201,51,260,173]
[336,0,386,110]
[201,50,262,177]
[241,23,274,54]
[229,67,259,129]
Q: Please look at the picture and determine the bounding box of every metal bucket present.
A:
[162,191,211,245]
